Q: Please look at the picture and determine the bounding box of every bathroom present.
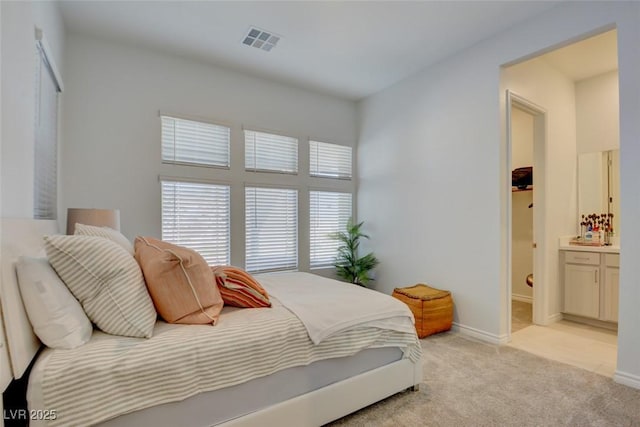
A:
[504,29,619,376]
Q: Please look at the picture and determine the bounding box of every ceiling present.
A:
[58,1,561,100]
[540,30,618,82]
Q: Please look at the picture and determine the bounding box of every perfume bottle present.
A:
[585,224,593,242]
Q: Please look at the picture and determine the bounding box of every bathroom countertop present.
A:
[558,244,620,253]
[558,236,620,253]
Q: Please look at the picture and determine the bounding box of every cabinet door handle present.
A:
[595,270,598,283]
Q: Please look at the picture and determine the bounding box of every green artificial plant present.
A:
[332,218,379,286]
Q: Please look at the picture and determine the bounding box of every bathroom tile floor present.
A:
[511,300,533,332]
[509,317,617,377]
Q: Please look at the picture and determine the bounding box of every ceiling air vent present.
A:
[242,27,280,52]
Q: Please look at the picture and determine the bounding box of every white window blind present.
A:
[33,43,60,220]
[161,179,230,265]
[309,140,352,179]
[162,116,230,167]
[245,130,298,173]
[310,191,353,268]
[245,187,298,272]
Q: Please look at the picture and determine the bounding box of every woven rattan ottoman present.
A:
[392,284,453,338]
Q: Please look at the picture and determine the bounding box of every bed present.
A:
[1,219,422,426]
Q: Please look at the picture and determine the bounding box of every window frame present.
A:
[160,176,232,265]
[309,190,354,269]
[244,184,299,273]
[160,112,232,169]
[309,140,353,180]
[33,29,63,220]
[244,128,299,175]
[159,115,356,274]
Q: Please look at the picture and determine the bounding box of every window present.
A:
[161,116,230,168]
[309,191,353,268]
[34,33,62,220]
[309,140,352,179]
[245,187,298,272]
[161,179,230,265]
[159,112,354,273]
[245,130,298,173]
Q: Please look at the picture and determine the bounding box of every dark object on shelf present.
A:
[512,166,533,190]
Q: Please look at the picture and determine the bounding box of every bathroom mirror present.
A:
[577,149,620,234]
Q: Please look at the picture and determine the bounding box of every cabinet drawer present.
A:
[564,251,600,265]
[605,254,619,267]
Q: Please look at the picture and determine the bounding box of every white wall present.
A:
[1,1,65,218]
[0,2,6,409]
[511,108,534,169]
[1,1,2,230]
[61,35,357,268]
[357,21,576,342]
[615,5,640,389]
[577,151,607,217]
[576,70,621,233]
[576,70,619,154]
[358,1,640,387]
[358,45,504,343]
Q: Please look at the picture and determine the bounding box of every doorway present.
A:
[506,92,546,334]
[502,29,620,377]
[510,104,534,332]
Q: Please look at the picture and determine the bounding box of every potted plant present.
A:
[332,218,379,286]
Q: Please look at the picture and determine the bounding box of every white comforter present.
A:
[258,272,416,344]
[29,273,421,427]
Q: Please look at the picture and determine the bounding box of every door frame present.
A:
[506,90,547,337]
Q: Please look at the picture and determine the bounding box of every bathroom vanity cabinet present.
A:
[561,249,619,324]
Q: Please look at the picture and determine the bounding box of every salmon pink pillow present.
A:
[211,266,271,308]
[135,237,223,324]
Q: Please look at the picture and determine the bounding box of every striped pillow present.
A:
[211,266,271,308]
[44,235,156,338]
[74,223,134,255]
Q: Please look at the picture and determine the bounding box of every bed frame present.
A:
[0,218,422,426]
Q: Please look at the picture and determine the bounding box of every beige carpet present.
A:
[327,332,640,426]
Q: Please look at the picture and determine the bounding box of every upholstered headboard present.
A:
[1,219,58,382]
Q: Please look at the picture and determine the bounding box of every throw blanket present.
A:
[257,272,416,344]
[30,295,421,427]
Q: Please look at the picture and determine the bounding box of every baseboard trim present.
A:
[614,370,640,390]
[546,312,563,324]
[452,322,509,345]
[511,294,533,304]
[561,313,617,331]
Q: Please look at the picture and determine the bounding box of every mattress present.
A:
[28,293,420,426]
[95,347,402,427]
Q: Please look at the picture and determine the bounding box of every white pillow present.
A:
[74,223,134,255]
[44,235,156,338]
[16,257,92,349]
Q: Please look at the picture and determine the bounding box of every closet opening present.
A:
[506,93,546,334]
